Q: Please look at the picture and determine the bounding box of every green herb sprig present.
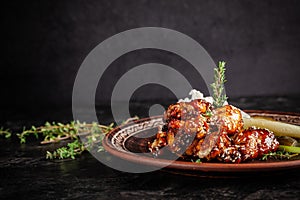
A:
[44,121,115,159]
[17,121,79,144]
[262,150,299,161]
[211,61,228,108]
[1,117,139,160]
[1,121,114,160]
[190,158,202,163]
[46,139,85,160]
[0,127,11,138]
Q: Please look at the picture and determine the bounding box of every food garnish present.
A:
[211,61,228,108]
[244,117,300,139]
[279,145,300,154]
[1,121,115,159]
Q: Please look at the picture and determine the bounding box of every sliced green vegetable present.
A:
[279,145,300,153]
[243,117,300,139]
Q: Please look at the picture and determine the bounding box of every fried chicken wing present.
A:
[163,99,211,122]
[234,127,279,161]
[204,131,242,163]
[212,105,244,134]
[149,99,279,163]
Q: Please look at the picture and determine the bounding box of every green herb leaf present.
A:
[262,149,299,160]
[211,61,228,108]
[0,127,12,139]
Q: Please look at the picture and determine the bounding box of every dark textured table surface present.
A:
[1,96,300,200]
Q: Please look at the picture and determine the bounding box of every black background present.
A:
[2,0,300,112]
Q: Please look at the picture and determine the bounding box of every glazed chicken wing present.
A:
[163,99,211,122]
[234,127,279,161]
[212,105,244,134]
[149,99,279,163]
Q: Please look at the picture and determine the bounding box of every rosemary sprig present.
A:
[211,61,228,108]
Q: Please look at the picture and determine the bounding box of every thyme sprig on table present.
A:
[0,127,11,138]
[211,61,228,108]
[17,121,80,144]
[1,117,139,160]
[1,121,115,159]
[43,121,115,159]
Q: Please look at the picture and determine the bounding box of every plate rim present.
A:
[103,110,300,173]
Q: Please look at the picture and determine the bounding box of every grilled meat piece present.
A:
[162,117,209,155]
[234,127,279,161]
[150,99,211,156]
[183,129,241,163]
[212,105,244,134]
[149,99,279,163]
[167,117,208,135]
[163,99,211,122]
[204,131,242,163]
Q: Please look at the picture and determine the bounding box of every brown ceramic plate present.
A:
[103,111,300,176]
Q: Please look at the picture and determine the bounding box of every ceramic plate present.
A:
[103,111,300,177]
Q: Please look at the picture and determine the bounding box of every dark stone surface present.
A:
[0,97,300,200]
